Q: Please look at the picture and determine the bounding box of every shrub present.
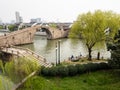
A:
[57,66,69,77]
[41,67,50,76]
[83,63,92,72]
[75,64,86,74]
[40,62,111,77]
[99,62,111,70]
[4,57,39,83]
[67,65,77,76]
[89,63,99,71]
[49,67,58,76]
[8,25,18,31]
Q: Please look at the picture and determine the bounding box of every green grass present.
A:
[18,69,120,90]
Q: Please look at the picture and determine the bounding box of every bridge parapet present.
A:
[0,26,38,47]
[1,46,52,67]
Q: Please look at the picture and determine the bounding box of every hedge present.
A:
[67,65,77,76]
[40,62,111,77]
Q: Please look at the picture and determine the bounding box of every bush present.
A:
[57,66,69,77]
[0,25,3,29]
[41,67,50,76]
[4,57,39,83]
[8,25,18,31]
[40,62,111,77]
[41,66,69,77]
[67,65,77,76]
[84,63,96,72]
[75,64,86,74]
[49,67,58,76]
[99,62,111,69]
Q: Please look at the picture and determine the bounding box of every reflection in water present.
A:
[19,36,111,63]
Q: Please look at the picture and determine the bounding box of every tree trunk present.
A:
[97,52,100,60]
[88,48,92,60]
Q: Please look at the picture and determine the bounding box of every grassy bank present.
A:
[18,69,120,90]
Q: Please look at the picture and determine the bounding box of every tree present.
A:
[8,25,18,31]
[107,30,120,69]
[0,25,3,29]
[69,10,120,60]
[104,11,120,42]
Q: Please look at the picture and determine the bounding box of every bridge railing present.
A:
[1,46,52,67]
[0,47,23,57]
[12,46,44,59]
[11,46,52,67]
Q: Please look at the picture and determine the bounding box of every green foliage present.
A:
[8,25,18,31]
[0,25,3,29]
[4,57,40,83]
[41,62,110,77]
[69,10,120,60]
[49,67,58,76]
[99,62,111,69]
[49,23,57,28]
[57,66,69,77]
[18,70,120,90]
[75,64,86,74]
[41,67,49,76]
[0,60,4,74]
[67,65,77,76]
[0,75,14,90]
[108,30,120,69]
[41,66,69,77]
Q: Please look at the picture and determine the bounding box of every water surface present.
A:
[22,36,110,63]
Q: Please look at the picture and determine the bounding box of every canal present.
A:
[21,35,111,63]
[0,31,110,63]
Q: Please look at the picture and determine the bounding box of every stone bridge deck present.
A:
[1,46,52,67]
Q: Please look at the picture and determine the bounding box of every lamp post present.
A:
[55,42,58,66]
[58,40,61,65]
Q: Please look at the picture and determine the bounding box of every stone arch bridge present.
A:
[0,25,69,47]
[0,25,69,67]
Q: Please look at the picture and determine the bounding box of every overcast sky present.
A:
[0,0,120,23]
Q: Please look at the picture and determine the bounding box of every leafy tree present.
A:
[104,11,120,42]
[0,25,3,29]
[49,23,57,28]
[8,25,18,31]
[69,10,120,60]
[107,30,120,69]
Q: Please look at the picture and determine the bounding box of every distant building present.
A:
[15,11,23,23]
[30,18,41,23]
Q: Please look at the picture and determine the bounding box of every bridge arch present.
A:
[41,27,53,39]
[0,25,69,47]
